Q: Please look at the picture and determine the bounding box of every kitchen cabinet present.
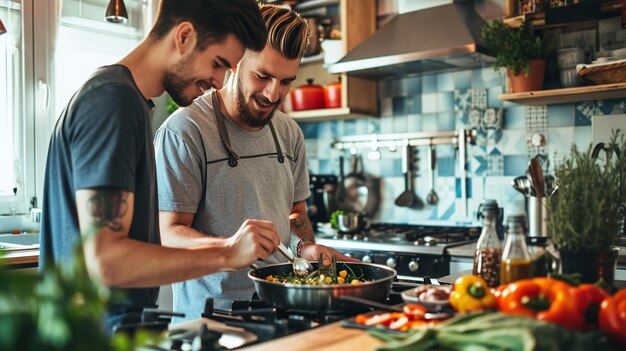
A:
[287,0,378,121]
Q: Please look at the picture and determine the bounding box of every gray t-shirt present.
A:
[154,90,310,319]
[40,64,160,311]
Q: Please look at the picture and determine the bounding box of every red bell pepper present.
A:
[573,284,610,330]
[599,289,626,348]
[499,277,582,330]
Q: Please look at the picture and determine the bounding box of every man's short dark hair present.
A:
[149,0,267,52]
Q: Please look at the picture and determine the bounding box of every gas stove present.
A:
[316,223,480,281]
[115,283,416,350]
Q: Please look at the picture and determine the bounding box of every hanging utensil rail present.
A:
[331,129,474,218]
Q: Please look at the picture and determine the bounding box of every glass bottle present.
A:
[526,236,560,277]
[473,199,502,288]
[501,214,533,284]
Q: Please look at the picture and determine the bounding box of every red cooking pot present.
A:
[324,78,342,109]
[290,79,325,111]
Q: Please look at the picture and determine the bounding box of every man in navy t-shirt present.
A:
[40,0,280,330]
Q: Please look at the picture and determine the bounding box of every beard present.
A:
[233,75,280,128]
[163,54,198,107]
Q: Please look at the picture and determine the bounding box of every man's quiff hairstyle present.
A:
[149,0,267,52]
[260,5,309,60]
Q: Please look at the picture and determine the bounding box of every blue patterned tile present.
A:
[318,158,333,174]
[481,67,503,87]
[503,106,525,129]
[318,121,335,138]
[380,116,394,133]
[453,70,472,91]
[487,128,503,145]
[454,89,471,112]
[438,91,455,112]
[487,154,503,176]
[574,125,592,152]
[438,157,455,177]
[422,74,438,93]
[440,203,455,220]
[423,114,439,131]
[380,97,393,117]
[597,99,614,116]
[488,86,504,108]
[392,96,408,115]
[608,100,626,114]
[437,72,454,92]
[438,112,455,130]
[300,123,318,138]
[406,76,422,95]
[382,158,401,177]
[407,114,423,132]
[575,101,596,126]
[471,69,486,88]
[343,119,357,135]
[391,78,408,97]
[407,95,422,114]
[307,159,319,174]
[393,114,409,132]
[547,104,575,127]
[503,154,528,176]
[422,93,438,114]
[455,177,472,198]
[471,156,488,175]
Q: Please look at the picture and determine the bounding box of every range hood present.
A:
[328,1,495,79]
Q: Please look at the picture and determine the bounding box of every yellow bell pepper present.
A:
[450,275,497,313]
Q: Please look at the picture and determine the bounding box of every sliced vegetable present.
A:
[449,275,497,313]
[499,277,582,330]
[599,289,626,348]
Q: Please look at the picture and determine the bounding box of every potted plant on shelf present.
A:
[480,20,553,93]
[548,132,626,286]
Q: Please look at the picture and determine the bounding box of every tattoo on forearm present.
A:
[87,190,128,231]
[292,219,305,229]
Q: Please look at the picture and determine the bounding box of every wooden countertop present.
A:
[240,319,383,351]
[1,249,39,268]
[446,243,626,267]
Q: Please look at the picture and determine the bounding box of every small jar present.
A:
[526,236,560,277]
[501,214,533,285]
[473,199,502,288]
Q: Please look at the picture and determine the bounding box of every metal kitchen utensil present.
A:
[395,143,422,208]
[512,176,532,197]
[336,212,366,234]
[529,158,545,198]
[276,242,312,276]
[426,143,439,205]
[336,155,346,203]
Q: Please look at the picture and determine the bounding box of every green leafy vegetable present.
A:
[371,312,614,351]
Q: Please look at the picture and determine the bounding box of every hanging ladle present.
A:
[426,143,439,205]
[395,142,422,208]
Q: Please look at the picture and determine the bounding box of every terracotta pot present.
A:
[290,79,325,111]
[324,78,342,109]
[507,59,546,93]
[559,248,618,285]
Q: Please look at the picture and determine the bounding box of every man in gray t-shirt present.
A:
[40,0,278,331]
[155,6,356,319]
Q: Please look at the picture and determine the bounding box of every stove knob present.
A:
[408,260,419,272]
[344,253,352,258]
[361,255,372,263]
[386,257,397,268]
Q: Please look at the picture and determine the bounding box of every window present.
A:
[0,0,25,213]
[0,0,150,215]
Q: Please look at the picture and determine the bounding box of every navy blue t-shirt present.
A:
[40,64,160,310]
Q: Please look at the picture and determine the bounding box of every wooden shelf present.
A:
[288,107,371,122]
[499,83,626,105]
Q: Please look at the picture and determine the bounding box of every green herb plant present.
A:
[0,229,159,350]
[480,20,553,76]
[549,131,626,252]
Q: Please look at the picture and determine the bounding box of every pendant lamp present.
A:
[105,0,128,23]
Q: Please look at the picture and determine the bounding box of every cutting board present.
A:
[239,320,384,351]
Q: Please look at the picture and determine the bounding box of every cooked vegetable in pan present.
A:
[266,264,366,285]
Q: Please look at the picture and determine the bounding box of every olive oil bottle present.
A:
[500,214,532,284]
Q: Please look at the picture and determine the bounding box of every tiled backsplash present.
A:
[300,66,626,225]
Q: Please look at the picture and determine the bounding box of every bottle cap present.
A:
[478,199,499,218]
